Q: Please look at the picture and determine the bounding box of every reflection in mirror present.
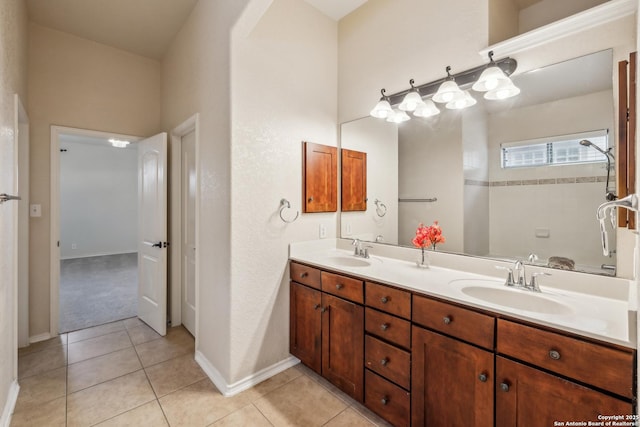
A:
[340,49,617,276]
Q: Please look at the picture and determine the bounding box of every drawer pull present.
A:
[381,396,389,405]
[380,323,389,331]
[380,357,389,366]
[549,350,561,360]
[299,272,308,278]
[500,382,510,392]
[336,283,344,290]
[443,316,452,325]
[380,296,389,304]
[478,373,488,382]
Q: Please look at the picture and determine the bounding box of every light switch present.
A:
[30,204,41,217]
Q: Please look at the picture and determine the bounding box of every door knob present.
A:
[152,241,162,248]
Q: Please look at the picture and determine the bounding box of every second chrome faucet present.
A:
[497,261,549,292]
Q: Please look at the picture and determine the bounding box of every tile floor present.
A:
[11,318,392,426]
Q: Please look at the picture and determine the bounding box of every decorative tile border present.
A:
[465,175,612,187]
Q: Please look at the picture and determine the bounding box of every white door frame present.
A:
[15,95,29,348]
[50,126,142,337]
[169,114,200,340]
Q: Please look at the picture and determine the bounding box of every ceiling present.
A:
[26,0,368,60]
[303,0,368,21]
[26,0,198,59]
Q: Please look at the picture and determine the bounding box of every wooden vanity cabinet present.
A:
[341,148,367,212]
[289,262,364,402]
[302,142,337,213]
[496,357,632,427]
[412,296,495,427]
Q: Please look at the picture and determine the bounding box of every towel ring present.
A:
[279,199,299,223]
[374,199,387,217]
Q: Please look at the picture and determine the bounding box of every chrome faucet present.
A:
[351,238,372,259]
[497,261,549,292]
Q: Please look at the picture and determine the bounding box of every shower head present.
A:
[579,139,614,159]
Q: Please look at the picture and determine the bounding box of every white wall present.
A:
[27,23,162,337]
[340,117,398,244]
[59,141,138,259]
[0,0,28,423]
[162,0,252,385]
[230,0,338,383]
[519,0,608,34]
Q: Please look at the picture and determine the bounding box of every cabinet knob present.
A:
[313,304,320,310]
[299,272,308,278]
[380,396,389,405]
[549,350,561,360]
[336,283,344,290]
[319,307,326,313]
[443,316,452,325]
[380,323,389,331]
[380,357,389,366]
[380,296,389,304]
[478,373,488,382]
[500,382,510,392]
[308,197,313,202]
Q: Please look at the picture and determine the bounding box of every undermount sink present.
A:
[326,256,371,267]
[450,279,573,315]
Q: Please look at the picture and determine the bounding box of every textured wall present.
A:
[27,23,161,336]
[0,0,28,422]
[230,0,338,383]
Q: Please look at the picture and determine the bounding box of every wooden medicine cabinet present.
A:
[341,148,367,212]
[303,142,337,213]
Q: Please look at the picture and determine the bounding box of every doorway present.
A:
[55,129,141,332]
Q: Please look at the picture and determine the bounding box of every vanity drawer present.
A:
[365,308,411,349]
[365,282,411,319]
[365,335,411,390]
[290,262,321,289]
[364,370,410,427]
[497,319,634,398]
[321,271,363,303]
[413,295,495,350]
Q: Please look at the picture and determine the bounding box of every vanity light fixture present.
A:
[386,108,411,123]
[413,99,440,118]
[445,90,477,110]
[369,88,394,119]
[432,66,464,104]
[368,54,518,122]
[109,138,130,148]
[398,79,426,112]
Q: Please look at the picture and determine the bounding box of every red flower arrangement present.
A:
[412,221,446,250]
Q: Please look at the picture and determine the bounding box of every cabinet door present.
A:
[496,356,632,427]
[303,142,337,213]
[290,282,322,374]
[322,293,364,402]
[412,326,494,427]
[341,148,367,211]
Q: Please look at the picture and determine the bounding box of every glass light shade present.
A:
[484,81,521,100]
[386,109,410,123]
[446,90,477,110]
[472,66,510,92]
[432,80,464,104]
[398,91,424,112]
[413,99,440,118]
[370,99,394,118]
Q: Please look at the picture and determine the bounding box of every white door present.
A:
[138,133,168,336]
[181,130,196,334]
[0,101,19,379]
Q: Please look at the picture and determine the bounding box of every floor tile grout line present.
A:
[67,325,128,346]
[248,402,276,427]
[320,406,352,426]
[67,366,146,395]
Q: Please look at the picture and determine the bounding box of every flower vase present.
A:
[416,247,429,269]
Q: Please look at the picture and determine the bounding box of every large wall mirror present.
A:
[340,49,620,276]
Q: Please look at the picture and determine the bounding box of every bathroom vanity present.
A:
[289,240,636,427]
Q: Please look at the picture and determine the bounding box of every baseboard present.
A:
[29,332,52,344]
[0,380,20,427]
[195,351,300,397]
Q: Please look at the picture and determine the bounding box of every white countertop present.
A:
[290,239,637,349]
